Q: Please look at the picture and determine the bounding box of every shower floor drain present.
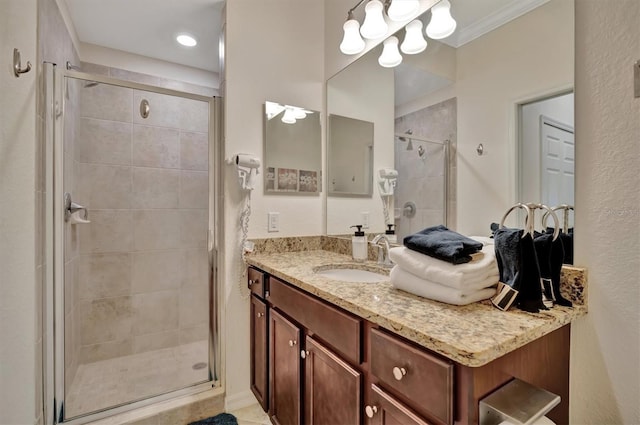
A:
[192,362,207,370]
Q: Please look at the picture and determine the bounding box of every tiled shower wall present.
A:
[72,83,210,363]
[394,98,457,239]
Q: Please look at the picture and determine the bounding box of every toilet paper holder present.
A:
[479,378,560,425]
[64,192,89,223]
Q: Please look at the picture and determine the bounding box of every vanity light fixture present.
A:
[425,0,457,39]
[292,108,307,120]
[339,0,457,66]
[400,20,427,54]
[176,33,197,47]
[378,36,402,68]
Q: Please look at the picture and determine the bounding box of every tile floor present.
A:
[228,404,271,425]
[65,340,209,419]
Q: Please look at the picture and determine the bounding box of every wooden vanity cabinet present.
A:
[250,295,268,411]
[366,384,431,425]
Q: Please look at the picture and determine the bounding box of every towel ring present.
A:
[500,203,534,238]
[542,204,573,234]
[533,203,560,241]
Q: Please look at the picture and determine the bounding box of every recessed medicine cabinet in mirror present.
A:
[325,0,574,242]
[328,114,374,197]
[264,101,321,194]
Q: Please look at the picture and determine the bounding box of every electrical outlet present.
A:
[268,212,280,232]
[361,211,370,229]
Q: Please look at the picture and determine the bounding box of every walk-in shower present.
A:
[44,63,221,423]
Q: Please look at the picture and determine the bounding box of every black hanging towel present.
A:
[494,227,548,313]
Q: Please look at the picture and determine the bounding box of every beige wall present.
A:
[573,0,640,423]
[223,0,325,408]
[0,0,38,423]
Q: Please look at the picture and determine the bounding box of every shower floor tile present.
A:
[65,340,209,419]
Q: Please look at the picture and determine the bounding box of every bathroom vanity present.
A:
[246,237,587,425]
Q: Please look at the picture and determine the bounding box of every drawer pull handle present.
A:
[288,340,297,347]
[365,405,378,418]
[392,366,407,381]
[257,312,264,318]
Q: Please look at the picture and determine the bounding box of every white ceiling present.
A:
[64,0,224,73]
[63,0,547,76]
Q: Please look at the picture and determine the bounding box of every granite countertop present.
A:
[245,237,587,367]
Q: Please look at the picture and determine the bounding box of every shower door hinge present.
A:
[634,60,640,98]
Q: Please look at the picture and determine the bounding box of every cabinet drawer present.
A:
[248,267,266,298]
[269,277,361,365]
[370,328,453,425]
[367,384,431,425]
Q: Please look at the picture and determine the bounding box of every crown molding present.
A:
[449,0,551,47]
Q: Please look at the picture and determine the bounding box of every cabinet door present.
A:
[269,309,302,425]
[366,384,432,425]
[250,295,268,411]
[304,336,362,425]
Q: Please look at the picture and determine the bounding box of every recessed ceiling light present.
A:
[176,34,197,47]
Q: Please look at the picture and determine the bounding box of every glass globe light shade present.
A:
[378,36,403,68]
[340,19,365,54]
[426,0,457,40]
[360,0,388,40]
[401,20,427,54]
[387,0,420,22]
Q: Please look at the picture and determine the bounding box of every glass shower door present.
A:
[58,74,213,420]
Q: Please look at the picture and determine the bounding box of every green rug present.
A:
[189,412,238,425]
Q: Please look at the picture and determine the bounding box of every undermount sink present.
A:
[313,265,389,283]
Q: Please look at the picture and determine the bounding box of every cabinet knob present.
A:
[288,340,297,347]
[300,350,309,359]
[392,366,407,381]
[365,405,378,418]
[257,312,264,318]
[248,279,255,286]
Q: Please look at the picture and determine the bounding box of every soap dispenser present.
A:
[385,224,397,243]
[350,225,368,262]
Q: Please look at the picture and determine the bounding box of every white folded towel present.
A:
[390,267,497,306]
[388,237,498,290]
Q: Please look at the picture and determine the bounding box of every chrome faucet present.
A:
[370,234,394,268]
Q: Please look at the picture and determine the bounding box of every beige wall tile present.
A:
[132,330,180,354]
[180,324,209,344]
[77,253,131,300]
[133,210,181,251]
[132,125,180,169]
[64,260,75,316]
[182,249,209,287]
[65,310,75,368]
[179,171,208,209]
[132,168,180,209]
[81,83,132,123]
[78,118,132,165]
[131,250,182,293]
[133,90,182,129]
[179,285,209,328]
[79,338,134,363]
[79,210,133,253]
[79,296,134,345]
[180,209,208,248]
[64,220,80,262]
[132,291,179,335]
[77,163,132,209]
[179,98,209,133]
[180,131,209,171]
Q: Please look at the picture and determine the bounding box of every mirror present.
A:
[328,114,374,196]
[326,0,574,241]
[264,101,322,194]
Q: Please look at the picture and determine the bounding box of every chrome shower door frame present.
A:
[45,64,223,425]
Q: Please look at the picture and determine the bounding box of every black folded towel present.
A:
[403,225,483,264]
[494,227,547,313]
[535,232,572,307]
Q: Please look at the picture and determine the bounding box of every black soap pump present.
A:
[350,225,368,262]
[385,224,397,243]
